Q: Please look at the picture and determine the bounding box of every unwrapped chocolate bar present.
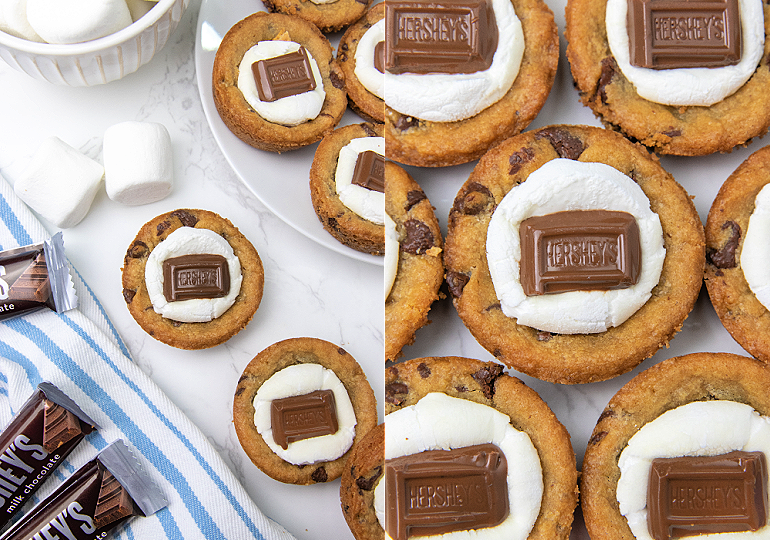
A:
[0,382,97,529]
[0,440,167,540]
[0,233,77,322]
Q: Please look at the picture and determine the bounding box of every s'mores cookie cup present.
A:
[566,0,770,156]
[444,125,705,384]
[233,337,378,485]
[706,145,770,362]
[337,3,385,123]
[261,0,371,34]
[385,162,443,363]
[383,357,578,540]
[121,209,264,350]
[309,122,385,255]
[212,12,347,153]
[383,0,558,167]
[340,423,384,540]
[582,352,770,540]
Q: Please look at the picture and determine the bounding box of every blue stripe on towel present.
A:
[9,317,222,540]
[0,193,32,247]
[56,313,267,540]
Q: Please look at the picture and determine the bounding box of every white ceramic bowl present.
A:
[0,0,189,86]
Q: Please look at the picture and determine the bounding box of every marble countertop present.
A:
[0,0,764,538]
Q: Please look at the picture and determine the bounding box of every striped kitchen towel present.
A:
[0,174,296,540]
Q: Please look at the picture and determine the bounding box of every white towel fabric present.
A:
[0,174,296,540]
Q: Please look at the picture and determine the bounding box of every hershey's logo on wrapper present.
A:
[384,0,499,74]
[31,501,96,540]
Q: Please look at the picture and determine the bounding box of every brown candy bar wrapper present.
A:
[0,440,167,540]
[0,233,77,322]
[0,382,97,530]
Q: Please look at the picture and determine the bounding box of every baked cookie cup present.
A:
[337,3,384,123]
[262,0,371,34]
[212,12,347,153]
[233,337,378,485]
[385,162,443,363]
[582,352,770,540]
[384,0,558,167]
[444,125,705,384]
[309,122,384,255]
[565,0,770,156]
[121,209,264,350]
[339,423,384,540]
[384,357,578,540]
[706,145,770,362]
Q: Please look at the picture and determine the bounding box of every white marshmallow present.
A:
[26,0,132,44]
[0,0,44,41]
[103,121,173,206]
[125,0,155,22]
[14,137,103,229]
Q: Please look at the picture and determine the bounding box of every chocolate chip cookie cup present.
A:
[383,0,559,167]
[385,162,443,363]
[262,0,371,34]
[121,209,264,350]
[444,125,704,384]
[309,122,385,255]
[233,337,378,485]
[384,357,578,539]
[565,0,770,155]
[337,3,385,123]
[582,352,770,540]
[706,145,770,362]
[339,423,384,540]
[212,12,347,152]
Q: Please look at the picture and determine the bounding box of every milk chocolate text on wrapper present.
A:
[0,382,96,529]
[385,443,509,540]
[0,233,77,322]
[627,0,742,69]
[647,451,768,539]
[384,0,499,74]
[0,440,166,540]
[519,210,642,296]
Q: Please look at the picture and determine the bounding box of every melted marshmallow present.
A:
[374,392,543,540]
[617,401,770,540]
[385,213,399,301]
[237,40,325,126]
[742,184,770,309]
[145,227,242,323]
[605,0,765,106]
[252,363,357,466]
[383,0,524,122]
[486,159,665,334]
[354,18,385,99]
[335,137,385,225]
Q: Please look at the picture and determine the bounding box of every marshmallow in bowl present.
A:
[103,121,173,206]
[0,0,44,42]
[14,136,103,228]
[25,0,132,44]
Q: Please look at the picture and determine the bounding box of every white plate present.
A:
[194,0,382,266]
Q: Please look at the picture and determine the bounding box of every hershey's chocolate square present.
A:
[627,0,742,69]
[384,0,499,74]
